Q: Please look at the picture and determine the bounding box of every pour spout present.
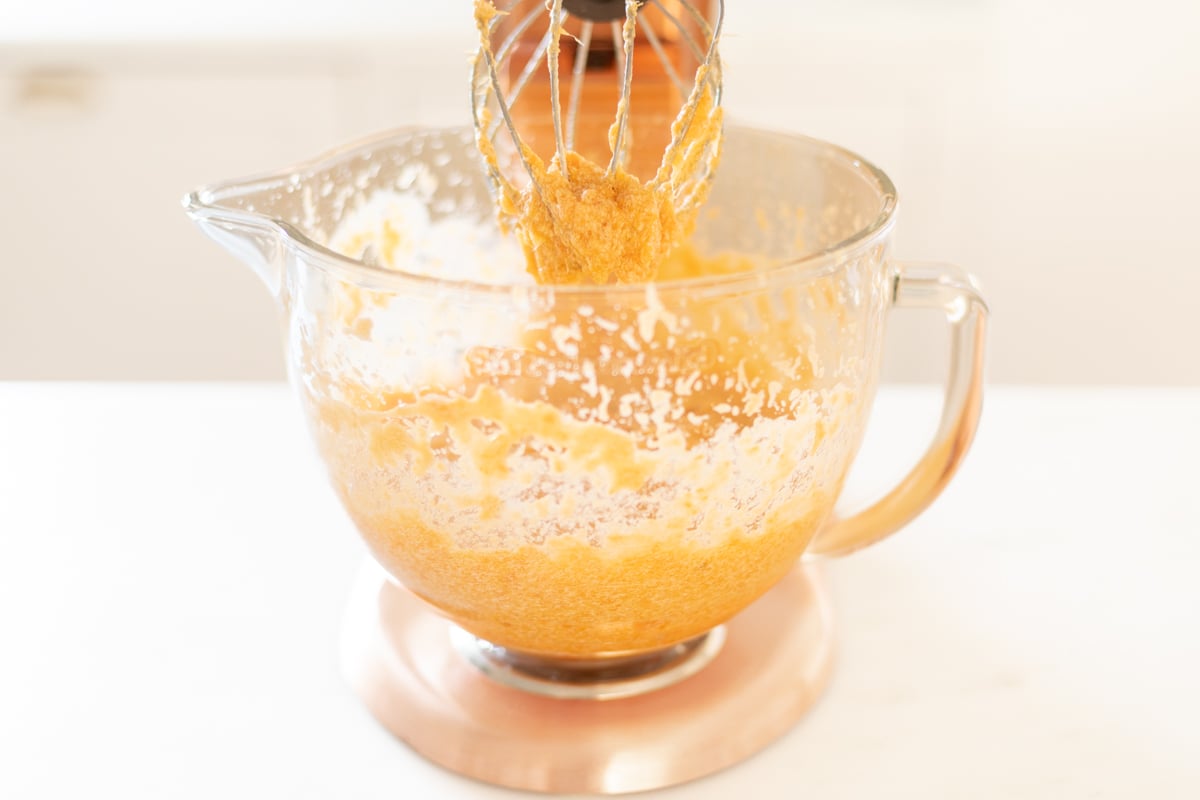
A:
[183,192,283,298]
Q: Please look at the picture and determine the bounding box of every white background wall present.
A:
[1,0,1197,383]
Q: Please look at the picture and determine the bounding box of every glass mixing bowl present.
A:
[185,124,986,689]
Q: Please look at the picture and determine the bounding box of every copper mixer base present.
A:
[339,559,835,795]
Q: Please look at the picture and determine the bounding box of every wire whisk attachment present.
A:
[471,0,724,283]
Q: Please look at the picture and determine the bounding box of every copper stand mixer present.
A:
[185,0,989,794]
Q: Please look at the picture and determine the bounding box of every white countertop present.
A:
[1,384,1197,798]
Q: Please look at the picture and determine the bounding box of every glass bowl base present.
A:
[339,560,835,795]
[449,624,728,701]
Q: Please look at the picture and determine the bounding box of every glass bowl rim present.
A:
[184,123,898,299]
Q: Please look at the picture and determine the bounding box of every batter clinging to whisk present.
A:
[471,0,725,284]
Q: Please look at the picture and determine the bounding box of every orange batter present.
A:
[305,242,863,656]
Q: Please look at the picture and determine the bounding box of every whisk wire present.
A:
[488,24,555,142]
[651,0,724,195]
[565,20,595,151]
[495,3,545,67]
[546,0,571,177]
[639,15,690,99]
[474,11,549,205]
[674,0,718,37]
[606,3,640,175]
[649,0,707,65]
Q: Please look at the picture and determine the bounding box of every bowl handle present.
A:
[806,262,989,557]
